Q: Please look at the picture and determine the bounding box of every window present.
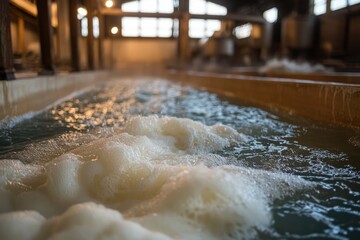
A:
[188,0,226,38]
[81,18,88,37]
[120,0,174,38]
[331,0,347,10]
[80,16,100,38]
[234,23,252,39]
[122,1,139,12]
[122,17,173,38]
[349,0,360,5]
[314,0,359,15]
[93,17,99,38]
[189,0,227,15]
[158,18,173,37]
[263,7,278,23]
[122,17,139,37]
[189,19,221,38]
[122,0,173,13]
[314,0,327,15]
[77,6,99,38]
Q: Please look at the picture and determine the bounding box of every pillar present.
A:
[36,0,56,75]
[178,0,190,67]
[57,0,71,68]
[18,17,25,55]
[69,0,80,71]
[98,13,105,69]
[0,0,15,80]
[86,0,95,70]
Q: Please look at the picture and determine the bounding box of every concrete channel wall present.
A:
[0,71,109,120]
[1,70,359,131]
[168,71,360,130]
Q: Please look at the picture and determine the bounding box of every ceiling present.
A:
[92,0,300,16]
[97,0,280,12]
[211,0,277,12]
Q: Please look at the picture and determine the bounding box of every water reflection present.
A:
[0,79,359,239]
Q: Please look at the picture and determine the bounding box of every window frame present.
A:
[313,0,327,15]
[188,18,223,39]
[120,16,176,39]
[188,0,228,39]
[313,0,360,16]
[118,0,176,39]
[330,0,348,11]
[79,16,100,39]
[85,0,229,40]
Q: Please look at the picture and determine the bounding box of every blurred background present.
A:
[2,0,360,77]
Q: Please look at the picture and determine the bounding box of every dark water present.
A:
[0,79,359,239]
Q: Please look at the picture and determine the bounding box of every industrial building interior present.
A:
[2,0,360,77]
[1,1,360,240]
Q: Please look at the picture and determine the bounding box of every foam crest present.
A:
[123,116,241,153]
[46,154,89,206]
[260,58,329,74]
[129,167,271,239]
[41,203,171,240]
[0,116,312,239]
[0,211,45,240]
[128,166,311,239]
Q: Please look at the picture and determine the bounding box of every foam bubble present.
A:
[0,116,313,239]
[260,58,329,74]
[0,211,45,240]
[123,115,241,153]
[41,203,171,240]
[46,154,90,207]
[128,166,311,239]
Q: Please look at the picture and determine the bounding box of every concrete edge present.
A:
[166,71,360,131]
[0,71,110,120]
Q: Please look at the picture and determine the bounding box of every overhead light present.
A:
[234,23,252,39]
[105,0,114,8]
[77,7,87,20]
[263,7,278,23]
[111,26,119,34]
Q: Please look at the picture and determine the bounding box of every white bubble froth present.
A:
[259,58,329,74]
[0,116,312,239]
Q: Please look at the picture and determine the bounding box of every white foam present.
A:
[0,116,313,239]
[260,58,330,74]
[0,211,45,240]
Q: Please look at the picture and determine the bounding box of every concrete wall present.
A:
[0,71,109,121]
[168,71,360,130]
[103,39,177,69]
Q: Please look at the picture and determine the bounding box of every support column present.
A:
[178,0,190,67]
[57,0,71,68]
[36,0,55,75]
[0,0,15,80]
[326,0,331,13]
[86,0,95,70]
[69,0,80,71]
[18,17,25,55]
[295,0,311,15]
[273,1,293,56]
[344,11,350,54]
[98,13,105,69]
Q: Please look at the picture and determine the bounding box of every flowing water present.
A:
[0,78,359,239]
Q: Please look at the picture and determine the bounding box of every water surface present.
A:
[0,79,359,239]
